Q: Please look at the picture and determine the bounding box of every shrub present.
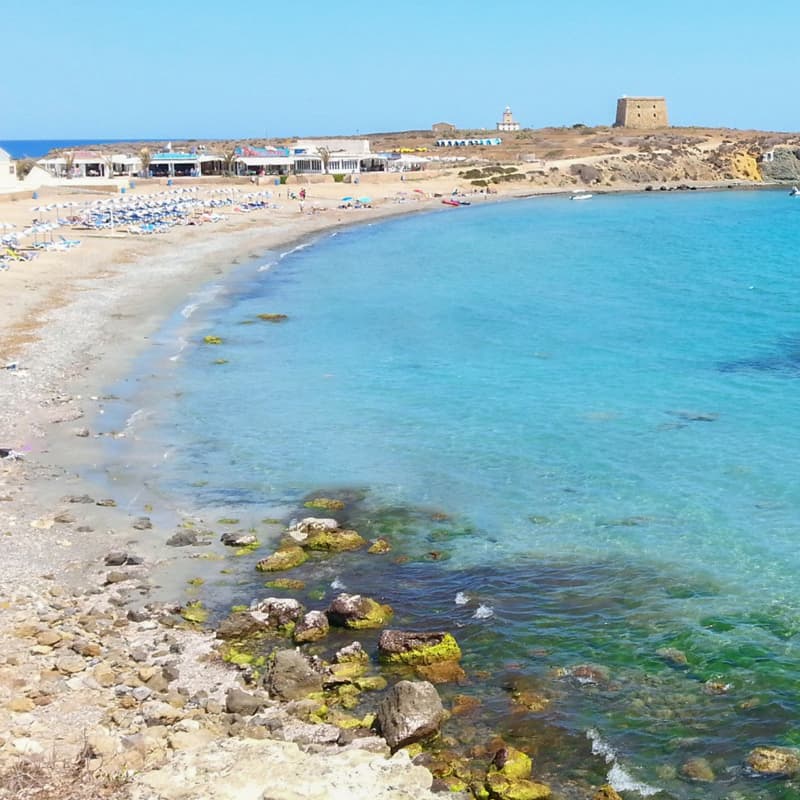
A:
[470,179,488,187]
[332,173,345,183]
[279,175,288,184]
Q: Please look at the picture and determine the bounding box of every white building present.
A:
[496,106,521,132]
[0,148,17,189]
[290,139,387,175]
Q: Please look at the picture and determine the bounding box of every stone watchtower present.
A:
[614,97,668,128]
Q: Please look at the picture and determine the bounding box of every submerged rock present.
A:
[376,680,445,750]
[746,746,800,776]
[681,757,715,782]
[378,630,462,666]
[327,594,393,629]
[220,530,258,547]
[303,497,345,510]
[489,745,532,780]
[303,527,366,552]
[250,597,304,631]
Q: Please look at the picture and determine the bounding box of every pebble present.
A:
[56,655,87,674]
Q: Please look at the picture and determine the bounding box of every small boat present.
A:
[570,191,593,201]
[790,186,800,196]
[442,199,460,207]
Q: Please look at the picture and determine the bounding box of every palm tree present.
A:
[139,147,151,178]
[223,147,238,177]
[64,151,75,179]
[317,146,331,174]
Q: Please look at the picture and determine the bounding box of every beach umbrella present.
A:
[340,196,353,202]
[357,197,371,204]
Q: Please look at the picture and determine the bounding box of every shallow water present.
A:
[104,190,800,798]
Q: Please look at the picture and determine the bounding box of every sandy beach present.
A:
[0,170,760,799]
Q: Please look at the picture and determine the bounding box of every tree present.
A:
[64,151,75,179]
[223,147,238,177]
[317,146,331,174]
[139,147,151,178]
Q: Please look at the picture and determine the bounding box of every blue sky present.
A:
[4,0,799,138]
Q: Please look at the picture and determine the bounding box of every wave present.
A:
[586,729,661,797]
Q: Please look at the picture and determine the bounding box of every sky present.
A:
[4,0,800,139]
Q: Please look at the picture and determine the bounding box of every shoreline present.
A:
[0,175,782,798]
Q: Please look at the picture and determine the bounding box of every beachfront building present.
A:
[435,137,502,147]
[432,122,457,134]
[147,151,224,178]
[233,145,292,176]
[290,139,388,175]
[37,151,112,179]
[0,148,16,189]
[496,106,520,132]
[615,96,669,128]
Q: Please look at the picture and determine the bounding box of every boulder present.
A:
[377,630,462,665]
[593,786,622,800]
[746,746,800,776]
[489,746,532,780]
[265,649,324,701]
[681,757,715,782]
[225,687,265,716]
[250,598,304,630]
[485,773,551,800]
[220,530,258,547]
[287,517,339,543]
[376,680,445,750]
[294,610,330,643]
[216,611,269,640]
[255,545,308,572]
[336,642,369,663]
[327,593,393,629]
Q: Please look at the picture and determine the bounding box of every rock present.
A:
[36,630,62,646]
[280,719,342,745]
[64,494,94,504]
[485,772,551,800]
[656,647,688,667]
[216,611,269,640]
[327,593,393,629]
[289,517,340,534]
[303,527,366,552]
[75,427,90,437]
[53,511,76,524]
[490,746,532,780]
[367,537,392,554]
[168,728,217,751]
[93,663,116,688]
[376,680,445,750]
[132,516,153,530]
[378,630,462,665]
[265,649,323,701]
[255,545,308,572]
[105,550,129,566]
[336,642,369,663]
[105,570,130,584]
[96,498,117,507]
[56,655,86,674]
[251,597,304,630]
[166,530,198,547]
[132,686,153,702]
[220,530,258,547]
[7,696,36,713]
[681,757,715,782]
[225,687,265,716]
[593,786,622,800]
[303,497,344,510]
[141,700,184,725]
[415,661,467,684]
[294,610,330,643]
[746,746,800,776]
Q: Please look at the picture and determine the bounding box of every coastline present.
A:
[0,175,778,798]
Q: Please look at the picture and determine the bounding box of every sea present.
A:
[0,139,160,159]
[96,190,800,798]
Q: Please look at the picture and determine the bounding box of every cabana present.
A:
[148,151,224,178]
[435,137,503,147]
[111,154,141,177]
[233,145,292,176]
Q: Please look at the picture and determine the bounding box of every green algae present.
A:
[265,578,306,590]
[380,633,462,666]
[257,313,289,323]
[203,335,223,345]
[180,601,209,624]
[255,545,308,572]
[218,517,240,525]
[303,497,345,510]
[234,540,261,556]
[303,528,365,552]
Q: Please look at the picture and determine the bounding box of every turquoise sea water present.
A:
[108,191,800,798]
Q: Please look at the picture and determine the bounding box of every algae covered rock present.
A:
[327,593,393,630]
[415,660,467,684]
[255,545,308,572]
[294,610,330,643]
[368,537,392,554]
[593,786,622,800]
[378,630,462,666]
[250,597,305,631]
[746,746,800,776]
[203,335,223,345]
[303,527,366,552]
[485,773,551,800]
[489,746,532,780]
[303,497,345,510]
[257,313,289,323]
[216,610,269,640]
[376,680,445,750]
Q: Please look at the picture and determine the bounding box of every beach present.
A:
[1,171,789,800]
[0,172,555,799]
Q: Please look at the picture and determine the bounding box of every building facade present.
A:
[496,106,520,132]
[615,97,669,128]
